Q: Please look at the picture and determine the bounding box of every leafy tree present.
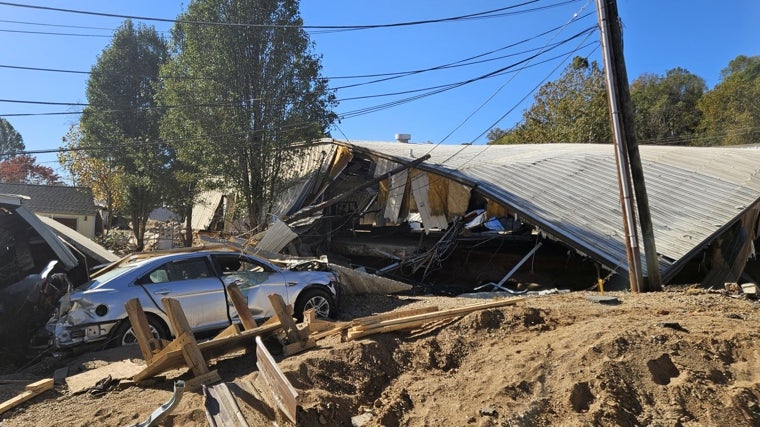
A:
[696,55,760,145]
[630,68,705,145]
[0,154,60,184]
[159,0,337,230]
[0,118,25,159]
[80,20,170,250]
[58,124,125,232]
[489,57,609,144]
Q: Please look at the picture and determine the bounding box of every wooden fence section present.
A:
[255,335,299,424]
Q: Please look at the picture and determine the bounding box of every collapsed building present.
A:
[259,138,760,292]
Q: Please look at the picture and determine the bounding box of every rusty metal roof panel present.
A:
[335,141,760,279]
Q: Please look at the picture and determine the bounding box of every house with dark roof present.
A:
[0,183,97,238]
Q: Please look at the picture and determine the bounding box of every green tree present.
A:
[80,20,170,250]
[0,118,25,159]
[630,68,705,145]
[696,55,760,146]
[159,0,337,230]
[59,124,125,233]
[489,57,609,144]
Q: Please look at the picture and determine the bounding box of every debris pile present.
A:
[1,288,759,426]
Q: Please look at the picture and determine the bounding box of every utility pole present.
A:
[596,0,661,292]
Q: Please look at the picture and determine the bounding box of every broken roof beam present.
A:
[282,154,431,224]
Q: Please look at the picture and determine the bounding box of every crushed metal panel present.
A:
[410,170,448,232]
[255,219,298,253]
[335,141,760,283]
[192,190,225,231]
[14,204,78,269]
[310,145,353,204]
[385,168,407,225]
[701,205,760,287]
[37,215,118,264]
[275,144,339,218]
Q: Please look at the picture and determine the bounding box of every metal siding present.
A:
[337,141,760,278]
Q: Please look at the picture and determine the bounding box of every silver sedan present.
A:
[49,249,340,348]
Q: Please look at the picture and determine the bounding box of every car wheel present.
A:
[114,316,168,347]
[294,288,334,321]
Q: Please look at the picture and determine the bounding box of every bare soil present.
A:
[1,287,759,426]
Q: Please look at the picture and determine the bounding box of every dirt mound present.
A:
[1,290,759,426]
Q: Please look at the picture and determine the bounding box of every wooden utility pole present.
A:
[596,0,661,292]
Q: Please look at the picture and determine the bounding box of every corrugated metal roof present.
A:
[330,140,760,280]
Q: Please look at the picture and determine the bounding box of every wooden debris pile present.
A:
[1,282,527,425]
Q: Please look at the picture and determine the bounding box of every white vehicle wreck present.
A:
[48,247,341,349]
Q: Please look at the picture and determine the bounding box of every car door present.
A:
[213,254,289,320]
[137,256,229,332]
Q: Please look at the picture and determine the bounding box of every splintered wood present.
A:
[344,297,527,340]
[0,378,54,415]
[255,336,299,424]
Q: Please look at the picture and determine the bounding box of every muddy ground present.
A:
[1,287,759,426]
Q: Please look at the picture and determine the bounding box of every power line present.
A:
[0,38,596,118]
[0,18,113,31]
[0,28,111,37]
[0,1,574,31]
[332,18,595,90]
[337,40,598,120]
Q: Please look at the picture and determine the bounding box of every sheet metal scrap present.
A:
[129,380,185,427]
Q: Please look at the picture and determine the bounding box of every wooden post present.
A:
[162,298,220,389]
[124,298,164,362]
[598,0,662,291]
[267,294,315,356]
[226,283,258,330]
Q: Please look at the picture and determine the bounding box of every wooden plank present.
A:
[65,360,145,394]
[185,370,221,392]
[255,336,298,424]
[134,322,283,381]
[162,298,210,377]
[204,382,250,427]
[124,298,163,362]
[351,306,439,328]
[311,324,352,341]
[267,294,300,345]
[227,283,259,330]
[345,297,526,340]
[0,378,54,415]
[213,324,241,340]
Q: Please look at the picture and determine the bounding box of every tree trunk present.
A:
[184,206,193,247]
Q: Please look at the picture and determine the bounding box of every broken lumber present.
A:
[203,382,249,427]
[268,294,315,356]
[125,298,165,362]
[345,297,526,340]
[226,283,258,330]
[255,336,298,424]
[0,378,54,415]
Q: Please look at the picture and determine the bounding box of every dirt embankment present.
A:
[1,288,759,426]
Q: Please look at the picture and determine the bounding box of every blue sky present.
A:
[0,0,758,181]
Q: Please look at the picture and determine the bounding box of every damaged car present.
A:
[49,248,341,348]
[0,194,87,355]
